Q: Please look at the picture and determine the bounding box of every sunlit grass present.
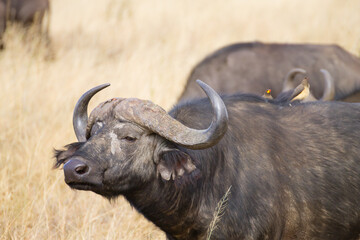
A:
[0,0,359,239]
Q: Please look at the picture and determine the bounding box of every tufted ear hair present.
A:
[53,142,84,168]
[156,149,201,186]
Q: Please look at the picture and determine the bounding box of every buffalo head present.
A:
[55,81,228,198]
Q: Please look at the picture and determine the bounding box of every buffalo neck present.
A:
[123,170,209,239]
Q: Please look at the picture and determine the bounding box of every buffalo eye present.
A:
[122,136,137,142]
[90,122,103,136]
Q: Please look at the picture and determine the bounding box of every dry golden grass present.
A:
[0,0,359,239]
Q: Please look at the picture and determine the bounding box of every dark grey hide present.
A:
[179,42,360,102]
[55,84,360,240]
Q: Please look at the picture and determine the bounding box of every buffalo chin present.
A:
[67,182,121,199]
[67,182,99,190]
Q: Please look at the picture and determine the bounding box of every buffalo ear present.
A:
[54,142,83,168]
[157,150,197,182]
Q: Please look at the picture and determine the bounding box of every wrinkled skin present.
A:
[56,89,360,240]
[179,42,360,102]
[0,0,50,49]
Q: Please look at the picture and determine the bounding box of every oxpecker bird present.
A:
[289,78,310,102]
[263,89,273,99]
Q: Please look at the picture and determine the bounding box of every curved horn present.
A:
[282,68,307,92]
[73,83,110,142]
[116,80,228,150]
[320,69,335,101]
[188,80,229,149]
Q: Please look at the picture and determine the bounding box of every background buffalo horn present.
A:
[73,83,110,142]
[115,80,229,150]
[320,69,335,101]
[282,68,307,92]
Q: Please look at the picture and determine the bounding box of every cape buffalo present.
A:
[178,42,360,102]
[55,82,360,240]
[0,1,5,49]
[0,0,50,49]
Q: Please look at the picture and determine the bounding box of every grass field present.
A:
[0,0,359,239]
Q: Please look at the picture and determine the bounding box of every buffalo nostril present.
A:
[75,164,89,175]
[63,159,90,183]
